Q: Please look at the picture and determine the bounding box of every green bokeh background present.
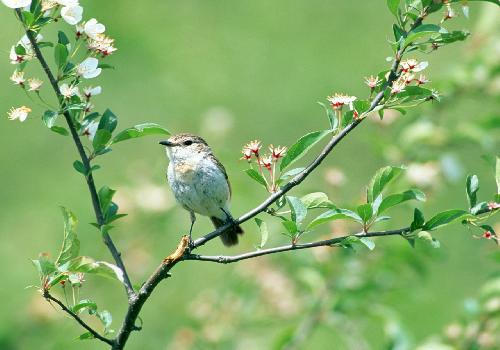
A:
[0,1,499,349]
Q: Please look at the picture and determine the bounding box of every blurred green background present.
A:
[0,1,499,349]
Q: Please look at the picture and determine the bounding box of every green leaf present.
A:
[55,207,80,266]
[423,209,471,231]
[393,24,406,41]
[245,169,267,187]
[466,175,479,209]
[404,24,443,46]
[255,218,269,248]
[359,237,376,250]
[98,109,118,133]
[307,209,362,230]
[58,256,124,283]
[378,189,426,214]
[386,0,400,17]
[72,299,97,314]
[287,196,307,225]
[42,110,58,129]
[98,186,116,214]
[280,130,331,171]
[50,126,69,136]
[471,202,488,215]
[73,160,86,175]
[93,129,112,152]
[32,253,56,278]
[54,43,68,69]
[318,102,337,130]
[282,220,298,234]
[112,123,170,144]
[278,167,305,183]
[410,208,425,232]
[97,310,113,333]
[356,203,373,223]
[21,11,34,26]
[367,166,404,202]
[300,192,333,209]
[417,231,440,248]
[77,332,95,341]
[57,31,70,46]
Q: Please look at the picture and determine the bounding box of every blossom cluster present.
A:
[241,140,287,193]
[391,59,430,94]
[3,0,114,124]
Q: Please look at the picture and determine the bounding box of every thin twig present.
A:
[44,290,115,346]
[17,9,135,300]
[186,228,409,263]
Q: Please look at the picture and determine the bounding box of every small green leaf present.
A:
[93,129,112,152]
[471,202,488,215]
[72,299,97,314]
[97,310,113,333]
[367,166,405,202]
[57,31,70,46]
[98,186,116,214]
[359,237,376,250]
[466,175,479,209]
[307,209,362,230]
[378,189,426,214]
[245,169,267,187]
[50,126,69,136]
[98,109,118,133]
[282,220,298,234]
[318,102,337,130]
[42,110,58,128]
[32,254,56,278]
[112,123,170,144]
[22,11,34,26]
[423,209,471,231]
[300,192,333,209]
[54,43,68,69]
[393,24,406,41]
[386,0,400,17]
[287,196,307,225]
[280,130,331,171]
[404,24,444,46]
[255,218,269,249]
[77,332,95,341]
[356,203,373,223]
[278,167,305,183]
[58,256,124,283]
[55,207,80,266]
[73,160,86,175]
[410,208,425,232]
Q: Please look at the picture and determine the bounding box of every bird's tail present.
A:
[210,216,244,247]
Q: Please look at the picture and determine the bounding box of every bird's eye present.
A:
[183,140,193,146]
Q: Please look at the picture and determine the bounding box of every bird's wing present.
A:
[210,153,231,198]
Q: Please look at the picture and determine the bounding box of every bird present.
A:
[159,133,244,246]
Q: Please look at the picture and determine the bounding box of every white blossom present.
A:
[84,18,105,39]
[7,106,31,122]
[60,83,78,98]
[83,121,98,140]
[83,86,102,98]
[28,78,43,91]
[1,0,32,9]
[10,70,25,85]
[327,93,357,110]
[76,57,101,79]
[61,5,83,25]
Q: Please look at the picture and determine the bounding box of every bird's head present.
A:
[159,133,211,161]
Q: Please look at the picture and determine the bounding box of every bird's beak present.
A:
[159,140,175,147]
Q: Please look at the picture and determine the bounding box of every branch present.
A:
[109,9,433,350]
[190,8,427,250]
[43,290,114,346]
[17,10,135,300]
[187,228,410,263]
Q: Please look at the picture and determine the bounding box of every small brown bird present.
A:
[160,133,244,246]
